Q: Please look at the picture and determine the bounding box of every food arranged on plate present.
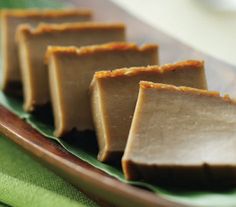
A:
[90,60,207,162]
[123,81,236,186]
[16,22,126,111]
[1,9,92,93]
[1,6,235,191]
[46,42,157,136]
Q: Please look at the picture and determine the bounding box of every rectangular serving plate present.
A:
[1,0,236,206]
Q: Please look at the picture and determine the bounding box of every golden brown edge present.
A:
[16,22,125,46]
[140,81,236,104]
[15,24,33,43]
[45,43,157,63]
[16,22,125,36]
[15,22,125,45]
[93,60,203,79]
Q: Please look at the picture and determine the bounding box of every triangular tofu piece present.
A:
[1,9,92,93]
[47,42,158,137]
[90,61,207,162]
[122,81,236,186]
[16,22,126,111]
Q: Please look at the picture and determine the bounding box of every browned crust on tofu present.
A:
[17,22,125,35]
[45,43,157,63]
[93,60,203,79]
[140,81,236,104]
[16,22,125,43]
[0,9,92,18]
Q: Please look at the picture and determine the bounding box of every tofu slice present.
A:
[16,22,126,111]
[1,9,92,93]
[90,60,207,162]
[46,42,158,137]
[122,81,236,186]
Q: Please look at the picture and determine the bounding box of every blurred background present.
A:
[1,0,235,66]
[112,0,236,66]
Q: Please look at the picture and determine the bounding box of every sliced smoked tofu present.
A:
[122,81,236,186]
[90,60,207,162]
[46,42,158,137]
[1,9,92,93]
[16,22,126,111]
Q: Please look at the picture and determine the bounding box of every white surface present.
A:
[111,0,236,66]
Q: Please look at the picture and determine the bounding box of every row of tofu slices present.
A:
[2,9,235,186]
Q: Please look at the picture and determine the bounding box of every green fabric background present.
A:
[0,135,98,207]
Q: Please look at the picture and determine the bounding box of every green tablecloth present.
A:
[0,135,98,207]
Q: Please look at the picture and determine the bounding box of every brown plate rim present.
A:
[0,105,189,207]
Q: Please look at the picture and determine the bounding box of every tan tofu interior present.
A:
[1,9,92,92]
[16,22,126,111]
[90,60,207,162]
[1,6,235,189]
[46,42,158,137]
[122,81,236,186]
